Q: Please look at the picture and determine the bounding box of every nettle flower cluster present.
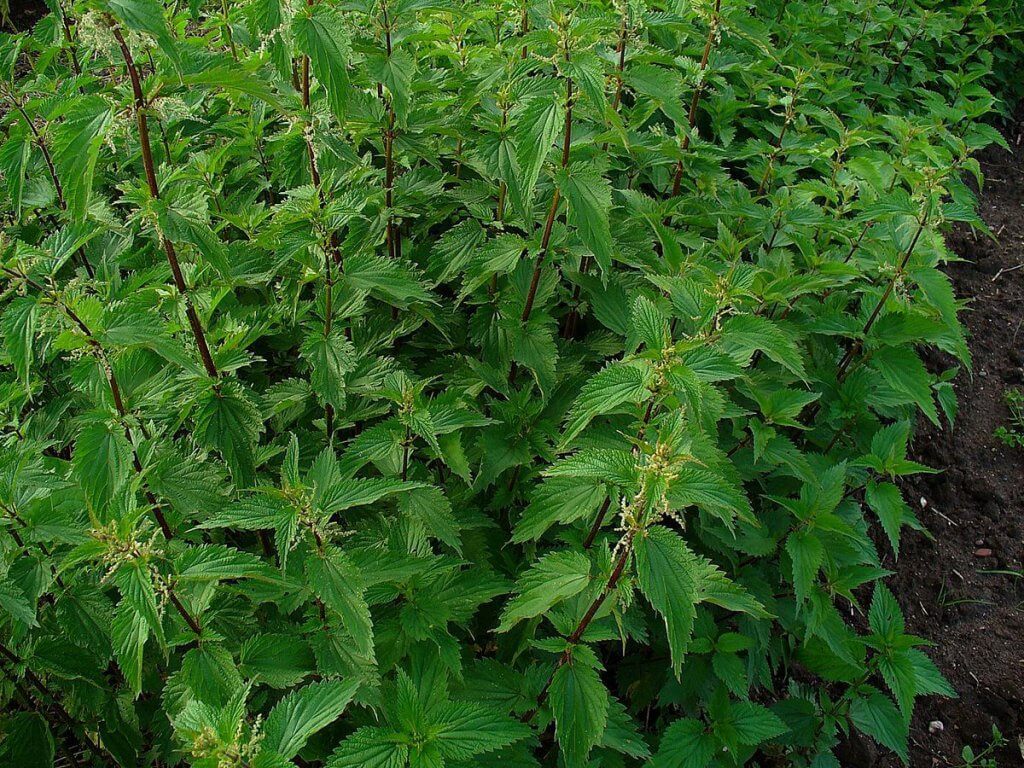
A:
[0,0,1016,767]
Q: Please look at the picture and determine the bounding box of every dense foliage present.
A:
[0,0,1018,766]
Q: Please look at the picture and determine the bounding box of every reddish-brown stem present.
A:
[521,533,633,721]
[2,267,176,539]
[671,0,721,197]
[6,96,95,277]
[0,642,111,763]
[581,497,611,549]
[519,69,573,330]
[110,24,219,380]
[519,4,529,59]
[54,0,82,81]
[867,20,924,110]
[164,582,202,635]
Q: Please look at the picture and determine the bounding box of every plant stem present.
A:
[380,0,400,267]
[564,9,630,339]
[581,497,611,550]
[219,0,238,60]
[158,572,203,635]
[1,267,176,539]
[521,531,634,722]
[300,0,340,438]
[4,93,95,278]
[0,642,112,764]
[519,41,574,330]
[110,23,219,380]
[670,0,721,197]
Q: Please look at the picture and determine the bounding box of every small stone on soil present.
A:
[974,548,994,557]
[928,720,944,734]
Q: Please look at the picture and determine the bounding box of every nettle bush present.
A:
[0,0,1015,765]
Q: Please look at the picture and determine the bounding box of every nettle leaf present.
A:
[634,526,699,677]
[497,550,591,632]
[328,726,408,768]
[555,161,614,274]
[0,580,36,628]
[302,328,356,409]
[261,679,359,760]
[73,419,132,510]
[0,128,31,218]
[305,547,373,658]
[849,687,909,764]
[561,362,650,447]
[51,97,112,220]
[1,296,37,389]
[720,314,806,379]
[512,477,607,543]
[550,646,610,768]
[652,717,716,768]
[0,712,54,768]
[433,702,532,760]
[292,4,351,122]
[514,93,565,221]
[112,603,148,696]
[864,480,920,555]
[193,380,264,488]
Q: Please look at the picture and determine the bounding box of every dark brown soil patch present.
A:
[3,0,47,32]
[883,121,1024,767]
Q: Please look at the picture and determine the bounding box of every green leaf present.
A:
[849,687,909,764]
[261,679,359,760]
[175,545,273,583]
[514,94,564,222]
[50,97,112,220]
[434,702,531,760]
[302,328,356,409]
[111,603,147,696]
[305,547,373,658]
[0,129,30,219]
[512,477,606,543]
[549,647,609,768]
[555,161,614,274]
[726,701,788,746]
[1,296,37,390]
[194,380,264,488]
[73,420,132,511]
[560,363,649,447]
[634,526,699,676]
[721,314,806,379]
[864,481,918,555]
[240,633,314,688]
[328,727,407,768]
[0,712,54,768]
[0,581,36,628]
[786,529,824,605]
[652,718,715,768]
[293,5,351,122]
[871,347,938,426]
[497,551,591,632]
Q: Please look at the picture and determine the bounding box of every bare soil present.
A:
[882,122,1024,767]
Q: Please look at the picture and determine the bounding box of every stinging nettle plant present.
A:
[0,0,1017,766]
